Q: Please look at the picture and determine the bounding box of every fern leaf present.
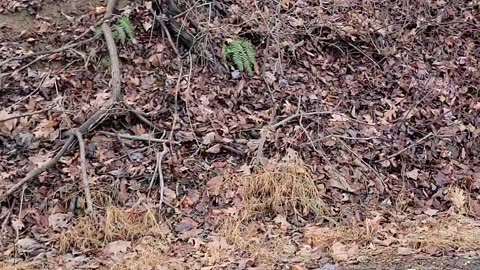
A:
[231,41,246,71]
[119,16,134,39]
[240,38,256,65]
[117,26,127,45]
[222,43,229,64]
[222,37,256,76]
[244,60,253,75]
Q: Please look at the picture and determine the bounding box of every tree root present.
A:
[0,0,166,204]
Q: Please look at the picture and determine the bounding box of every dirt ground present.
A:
[1,0,479,269]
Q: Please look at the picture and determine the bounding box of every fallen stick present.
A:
[0,15,111,68]
[99,131,177,144]
[0,107,52,123]
[0,0,120,203]
[75,130,94,214]
[157,143,169,210]
[251,106,277,167]
[0,35,101,68]
[0,136,76,201]
[377,132,433,162]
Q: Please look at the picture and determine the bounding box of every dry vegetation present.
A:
[58,206,164,253]
[1,0,479,269]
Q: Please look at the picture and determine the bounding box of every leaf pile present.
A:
[0,0,479,269]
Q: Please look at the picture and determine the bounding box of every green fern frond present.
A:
[113,16,134,45]
[222,37,256,76]
[118,16,134,39]
[231,41,246,72]
[222,43,229,64]
[240,38,256,65]
[117,27,127,45]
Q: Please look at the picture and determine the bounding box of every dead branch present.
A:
[98,131,177,144]
[251,106,277,167]
[270,111,334,129]
[0,136,76,201]
[159,18,181,57]
[0,35,101,68]
[378,132,433,162]
[0,0,120,203]
[158,143,169,210]
[0,107,52,123]
[75,130,94,214]
[0,15,110,68]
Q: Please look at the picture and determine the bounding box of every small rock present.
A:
[320,263,337,270]
[15,132,34,148]
[231,70,241,80]
[16,238,46,255]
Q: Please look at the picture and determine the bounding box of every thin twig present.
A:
[98,131,177,144]
[271,111,333,129]
[9,55,47,77]
[0,136,76,201]
[6,72,49,109]
[0,0,119,203]
[123,101,164,131]
[169,61,183,152]
[158,143,169,210]
[336,138,385,192]
[1,15,110,68]
[116,133,134,162]
[148,150,160,193]
[184,53,201,148]
[251,105,277,167]
[1,34,101,68]
[378,132,433,162]
[75,130,94,214]
[298,115,355,194]
[346,41,381,69]
[151,9,181,57]
[0,107,52,123]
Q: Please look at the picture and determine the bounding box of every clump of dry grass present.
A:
[304,215,480,259]
[58,206,163,252]
[405,216,480,252]
[0,262,42,270]
[218,156,328,268]
[219,219,288,270]
[231,158,329,220]
[108,236,171,270]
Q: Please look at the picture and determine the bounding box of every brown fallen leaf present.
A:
[104,240,131,257]
[331,242,358,262]
[397,247,414,255]
[206,144,222,154]
[48,213,71,231]
[406,169,419,180]
[0,110,17,134]
[207,176,223,196]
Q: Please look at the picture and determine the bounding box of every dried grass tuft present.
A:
[57,206,163,252]
[231,158,329,221]
[218,156,327,269]
[405,216,480,252]
[108,236,171,270]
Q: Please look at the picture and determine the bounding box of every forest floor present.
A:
[1,0,479,269]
